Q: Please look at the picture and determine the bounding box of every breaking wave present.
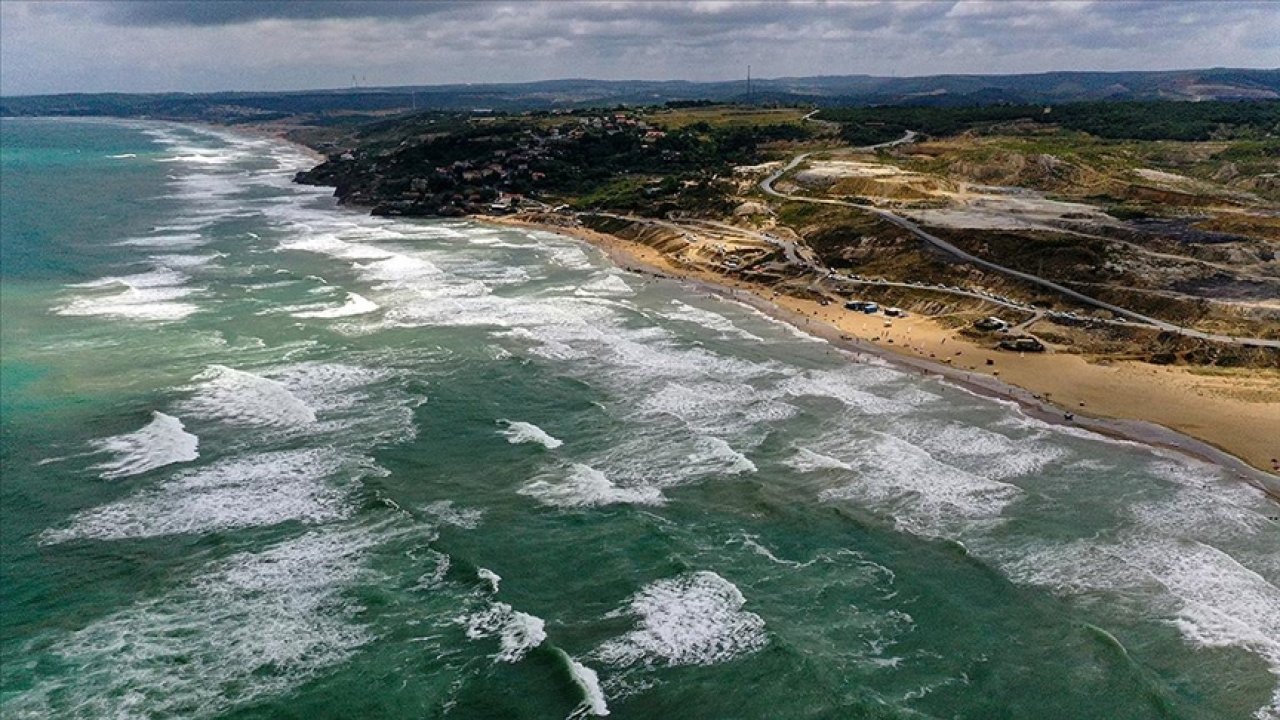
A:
[91,412,199,480]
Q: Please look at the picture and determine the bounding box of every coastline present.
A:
[9,114,1278,720]
[238,122,1278,494]
[482,214,1280,500]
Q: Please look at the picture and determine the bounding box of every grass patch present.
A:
[650,106,809,130]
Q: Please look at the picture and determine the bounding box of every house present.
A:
[489,193,522,214]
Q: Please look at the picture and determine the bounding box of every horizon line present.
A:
[4,65,1278,100]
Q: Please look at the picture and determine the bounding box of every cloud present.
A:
[94,1,462,27]
[1,1,1276,95]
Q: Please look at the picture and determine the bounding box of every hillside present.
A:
[3,68,1277,123]
[278,98,1280,370]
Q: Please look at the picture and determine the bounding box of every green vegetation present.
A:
[649,106,810,130]
[930,228,1114,282]
[1215,139,1280,160]
[296,108,810,217]
[819,100,1280,144]
[774,201,830,228]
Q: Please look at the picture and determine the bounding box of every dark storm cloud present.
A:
[2,1,1277,95]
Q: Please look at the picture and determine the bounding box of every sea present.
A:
[1,117,1277,719]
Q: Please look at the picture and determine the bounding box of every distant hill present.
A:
[3,68,1277,121]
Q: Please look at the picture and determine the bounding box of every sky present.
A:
[2,1,1277,96]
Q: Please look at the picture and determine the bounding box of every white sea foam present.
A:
[422,500,484,530]
[292,292,380,318]
[785,447,854,472]
[41,449,353,543]
[56,268,200,322]
[155,150,238,165]
[819,432,1022,537]
[181,365,317,428]
[279,232,394,260]
[464,233,530,249]
[591,331,771,386]
[1155,543,1280,685]
[575,274,635,297]
[10,529,376,719]
[151,252,222,269]
[665,300,762,341]
[560,651,610,718]
[91,412,199,480]
[521,464,665,508]
[511,328,590,361]
[1001,533,1280,719]
[638,381,789,435]
[358,253,448,286]
[731,534,865,574]
[595,571,767,667]
[575,422,765,497]
[118,232,205,248]
[499,420,564,450]
[462,602,547,663]
[269,361,393,415]
[729,298,832,343]
[894,421,1067,480]
[1132,460,1276,540]
[391,291,613,332]
[686,436,756,475]
[778,367,910,416]
[454,261,532,287]
[544,244,594,269]
[478,568,502,594]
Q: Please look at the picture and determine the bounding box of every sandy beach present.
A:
[485,214,1280,496]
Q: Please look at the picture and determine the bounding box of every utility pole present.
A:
[747,64,752,105]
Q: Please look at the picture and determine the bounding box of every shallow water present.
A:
[2,117,1278,719]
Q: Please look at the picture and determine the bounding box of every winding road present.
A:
[760,149,1280,348]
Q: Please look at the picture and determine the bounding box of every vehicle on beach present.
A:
[998,336,1046,352]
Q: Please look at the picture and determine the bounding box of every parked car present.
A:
[997,336,1045,352]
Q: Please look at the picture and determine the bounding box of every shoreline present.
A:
[482,214,1280,501]
[225,118,1277,496]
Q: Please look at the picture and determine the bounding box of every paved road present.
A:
[855,130,919,151]
[760,152,1280,348]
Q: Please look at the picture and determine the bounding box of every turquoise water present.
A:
[1,117,1277,719]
